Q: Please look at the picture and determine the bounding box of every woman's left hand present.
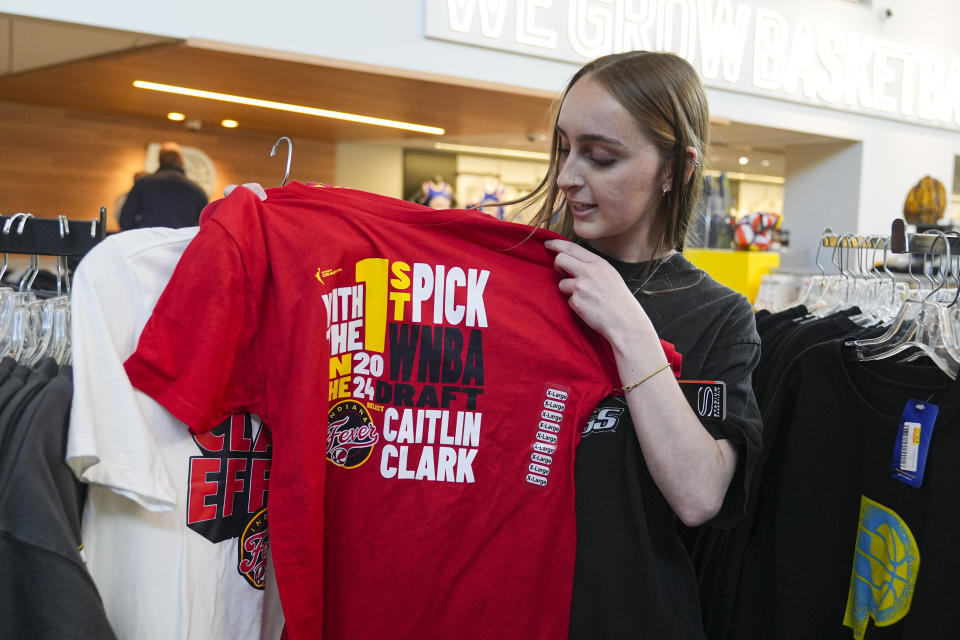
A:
[544,238,649,344]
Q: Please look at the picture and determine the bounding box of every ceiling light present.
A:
[134,80,445,135]
[166,112,186,121]
[434,142,550,160]
[221,119,239,129]
[761,159,771,168]
[738,156,750,165]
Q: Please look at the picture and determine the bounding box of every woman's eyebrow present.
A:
[556,126,626,149]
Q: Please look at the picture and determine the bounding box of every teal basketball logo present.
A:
[843,495,920,640]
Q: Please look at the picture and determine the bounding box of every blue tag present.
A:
[891,399,939,488]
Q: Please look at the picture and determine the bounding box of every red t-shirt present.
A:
[125,182,622,639]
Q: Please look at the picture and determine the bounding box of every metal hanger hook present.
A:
[923,230,949,299]
[947,230,960,307]
[3,212,31,236]
[270,136,293,186]
[815,227,836,278]
[57,215,71,296]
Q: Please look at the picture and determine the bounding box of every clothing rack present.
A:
[0,208,106,257]
[890,217,960,255]
[819,234,886,249]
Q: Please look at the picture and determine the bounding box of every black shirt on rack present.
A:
[728,339,960,639]
[0,363,116,639]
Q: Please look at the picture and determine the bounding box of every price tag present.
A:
[891,399,939,488]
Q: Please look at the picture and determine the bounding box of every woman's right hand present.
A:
[224,183,268,201]
[543,238,651,346]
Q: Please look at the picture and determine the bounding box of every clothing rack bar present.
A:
[0,208,107,257]
[820,235,885,249]
[890,217,960,255]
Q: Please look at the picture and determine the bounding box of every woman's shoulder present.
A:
[648,253,750,304]
[643,253,759,344]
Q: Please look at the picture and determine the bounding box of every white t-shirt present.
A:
[67,226,285,640]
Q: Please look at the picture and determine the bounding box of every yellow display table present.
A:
[684,248,780,304]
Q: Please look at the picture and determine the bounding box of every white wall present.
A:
[7,1,958,98]
[782,141,862,269]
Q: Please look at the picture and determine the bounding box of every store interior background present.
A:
[1,0,959,303]
[0,14,812,227]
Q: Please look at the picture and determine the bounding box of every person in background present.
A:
[113,169,149,229]
[517,51,762,639]
[119,142,208,230]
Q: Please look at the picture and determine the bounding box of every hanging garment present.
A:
[421,179,453,208]
[68,227,284,640]
[0,360,29,458]
[469,180,506,220]
[698,303,884,638]
[0,361,117,639]
[124,182,622,640]
[732,340,960,639]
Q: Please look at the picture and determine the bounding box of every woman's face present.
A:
[555,76,668,263]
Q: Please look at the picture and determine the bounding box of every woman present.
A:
[223,50,760,638]
[522,51,763,638]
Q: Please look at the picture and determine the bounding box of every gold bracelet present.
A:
[622,362,671,393]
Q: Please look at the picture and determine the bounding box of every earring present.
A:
[661,185,669,196]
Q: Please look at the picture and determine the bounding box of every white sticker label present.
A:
[541,409,563,422]
[536,431,558,444]
[526,473,548,487]
[538,420,561,433]
[546,388,568,401]
[529,463,551,476]
[531,452,553,465]
[533,441,556,455]
[544,399,565,411]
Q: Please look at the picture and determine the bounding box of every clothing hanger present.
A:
[24,215,72,366]
[270,136,293,186]
[854,231,958,379]
[849,233,934,351]
[809,234,856,317]
[844,235,890,326]
[0,210,102,364]
[875,236,910,324]
[786,227,834,309]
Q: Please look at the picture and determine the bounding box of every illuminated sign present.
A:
[425,0,960,131]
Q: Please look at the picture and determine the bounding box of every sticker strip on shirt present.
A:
[527,384,570,487]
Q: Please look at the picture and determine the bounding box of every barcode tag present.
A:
[899,422,920,471]
[891,399,939,488]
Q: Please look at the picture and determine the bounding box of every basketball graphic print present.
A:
[327,399,380,468]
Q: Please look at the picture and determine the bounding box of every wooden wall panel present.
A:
[0,100,336,232]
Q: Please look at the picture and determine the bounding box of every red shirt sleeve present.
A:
[124,192,267,434]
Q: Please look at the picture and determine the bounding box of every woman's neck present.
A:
[584,237,675,264]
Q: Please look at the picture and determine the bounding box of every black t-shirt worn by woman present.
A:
[569,252,762,640]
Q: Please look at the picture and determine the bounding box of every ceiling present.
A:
[0,13,850,177]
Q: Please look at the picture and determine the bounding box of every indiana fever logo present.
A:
[238,508,269,590]
[327,399,379,468]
